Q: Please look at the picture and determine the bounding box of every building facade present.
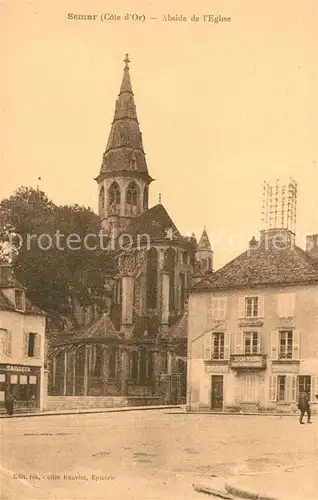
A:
[0,264,47,411]
[48,55,212,405]
[187,228,318,413]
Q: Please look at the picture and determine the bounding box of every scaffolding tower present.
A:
[261,178,297,233]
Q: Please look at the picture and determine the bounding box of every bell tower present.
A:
[95,54,153,235]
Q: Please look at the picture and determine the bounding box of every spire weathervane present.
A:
[159,193,162,204]
[124,53,130,69]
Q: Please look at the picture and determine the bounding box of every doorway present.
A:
[211,375,223,410]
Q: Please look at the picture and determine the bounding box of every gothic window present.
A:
[108,182,121,215]
[133,277,141,316]
[179,273,186,313]
[94,345,103,377]
[109,349,117,380]
[126,182,139,215]
[143,186,149,210]
[146,247,158,309]
[131,350,138,381]
[139,347,147,383]
[99,186,105,213]
[164,248,176,313]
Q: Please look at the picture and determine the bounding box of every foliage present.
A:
[0,187,116,323]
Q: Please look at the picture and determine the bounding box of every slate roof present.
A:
[197,229,212,251]
[120,203,183,242]
[0,284,45,316]
[191,233,318,291]
[66,314,120,343]
[97,54,152,181]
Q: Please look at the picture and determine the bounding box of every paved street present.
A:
[1,410,317,499]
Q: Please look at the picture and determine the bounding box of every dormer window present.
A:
[15,289,25,311]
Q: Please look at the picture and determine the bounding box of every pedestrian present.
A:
[5,390,15,416]
[298,389,311,424]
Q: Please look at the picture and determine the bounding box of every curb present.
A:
[225,482,281,500]
[193,482,236,499]
[170,411,298,416]
[0,405,181,419]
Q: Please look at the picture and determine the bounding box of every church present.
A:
[48,55,213,406]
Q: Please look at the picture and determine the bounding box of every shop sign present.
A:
[0,365,32,372]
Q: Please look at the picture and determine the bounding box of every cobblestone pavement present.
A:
[1,410,317,499]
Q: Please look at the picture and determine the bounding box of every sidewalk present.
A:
[0,405,182,419]
[194,463,317,500]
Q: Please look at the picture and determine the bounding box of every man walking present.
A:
[298,389,311,424]
[5,390,15,416]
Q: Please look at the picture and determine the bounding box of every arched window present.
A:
[146,247,158,309]
[108,182,121,215]
[179,273,186,313]
[99,186,105,213]
[164,248,176,313]
[126,182,139,215]
[143,186,149,210]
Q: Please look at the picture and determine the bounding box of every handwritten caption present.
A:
[67,13,232,24]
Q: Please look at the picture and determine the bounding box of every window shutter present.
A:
[35,334,41,358]
[277,293,284,318]
[219,297,227,318]
[23,332,29,357]
[310,376,318,403]
[292,330,300,360]
[270,330,278,360]
[258,295,265,317]
[288,293,296,317]
[286,375,297,403]
[214,299,220,318]
[224,332,230,360]
[291,375,297,403]
[257,331,261,355]
[6,331,12,356]
[238,297,245,318]
[235,331,243,355]
[204,332,212,360]
[269,375,277,402]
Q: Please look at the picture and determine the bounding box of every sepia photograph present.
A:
[0,1,317,499]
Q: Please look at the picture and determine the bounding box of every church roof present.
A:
[120,203,182,242]
[71,313,119,341]
[97,54,152,182]
[51,313,120,347]
[198,228,212,251]
[191,230,318,292]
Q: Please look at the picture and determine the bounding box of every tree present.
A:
[0,187,116,326]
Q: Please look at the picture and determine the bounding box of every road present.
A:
[1,410,317,499]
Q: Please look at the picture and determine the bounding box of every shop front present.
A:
[0,364,41,411]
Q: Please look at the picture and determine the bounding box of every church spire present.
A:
[196,228,213,273]
[119,54,133,94]
[96,54,152,182]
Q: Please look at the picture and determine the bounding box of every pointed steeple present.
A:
[196,228,213,273]
[96,54,153,183]
[198,228,212,251]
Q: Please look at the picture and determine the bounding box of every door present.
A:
[211,375,223,410]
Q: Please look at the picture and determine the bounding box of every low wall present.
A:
[47,395,164,411]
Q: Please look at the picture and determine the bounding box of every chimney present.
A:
[306,234,318,259]
[259,228,295,250]
[249,236,258,248]
[0,264,13,283]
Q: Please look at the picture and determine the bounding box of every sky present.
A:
[1,0,317,269]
